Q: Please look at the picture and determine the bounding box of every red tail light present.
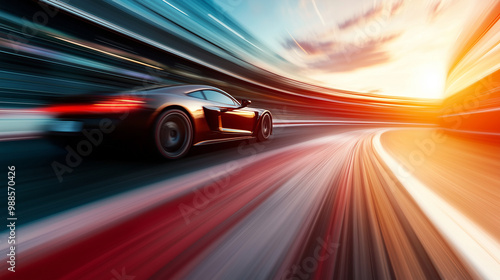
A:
[94,98,146,110]
[45,97,146,114]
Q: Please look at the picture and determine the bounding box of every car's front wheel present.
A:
[154,109,193,159]
[257,113,272,142]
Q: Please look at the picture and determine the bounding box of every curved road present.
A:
[0,125,499,279]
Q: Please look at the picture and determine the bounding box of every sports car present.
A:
[46,84,273,159]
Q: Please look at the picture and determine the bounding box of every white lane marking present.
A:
[273,119,435,127]
[373,130,500,280]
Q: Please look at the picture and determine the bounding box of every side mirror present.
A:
[240,99,251,108]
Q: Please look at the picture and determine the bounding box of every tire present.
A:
[154,109,193,159]
[257,113,272,142]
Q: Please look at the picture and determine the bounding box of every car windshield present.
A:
[203,90,237,106]
[187,91,205,100]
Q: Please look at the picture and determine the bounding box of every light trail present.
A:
[161,0,189,17]
[39,0,413,106]
[208,14,263,52]
[2,128,495,279]
[312,0,326,26]
[287,30,309,55]
[374,129,500,280]
[53,36,163,70]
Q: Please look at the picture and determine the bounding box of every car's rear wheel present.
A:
[257,113,272,142]
[154,109,193,159]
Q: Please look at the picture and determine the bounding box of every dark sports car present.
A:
[46,84,273,159]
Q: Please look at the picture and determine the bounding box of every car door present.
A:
[202,90,256,134]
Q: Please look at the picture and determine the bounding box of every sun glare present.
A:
[414,65,446,99]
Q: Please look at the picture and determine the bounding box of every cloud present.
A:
[428,0,456,21]
[338,0,405,30]
[282,0,408,73]
[338,4,384,30]
[283,39,336,55]
[283,33,400,72]
[391,0,405,15]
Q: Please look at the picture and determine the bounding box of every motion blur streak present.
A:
[4,128,499,279]
[1,0,500,279]
[375,130,500,280]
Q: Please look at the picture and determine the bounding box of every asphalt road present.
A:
[0,125,499,280]
[0,125,357,224]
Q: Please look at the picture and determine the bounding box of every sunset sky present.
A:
[228,0,498,99]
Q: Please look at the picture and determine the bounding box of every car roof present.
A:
[146,84,223,94]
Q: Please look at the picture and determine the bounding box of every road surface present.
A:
[0,125,499,280]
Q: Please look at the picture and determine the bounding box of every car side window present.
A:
[203,90,237,106]
[187,91,205,100]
